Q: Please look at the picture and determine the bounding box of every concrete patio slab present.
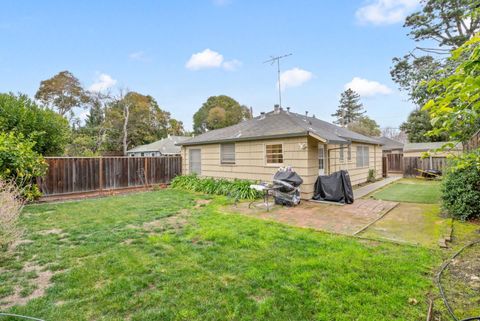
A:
[229,199,398,235]
[353,176,402,199]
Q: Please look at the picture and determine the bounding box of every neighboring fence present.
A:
[403,156,449,177]
[464,130,480,152]
[37,156,182,196]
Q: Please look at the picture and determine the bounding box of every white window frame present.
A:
[265,143,284,165]
[339,145,345,162]
[347,145,352,162]
[220,143,236,165]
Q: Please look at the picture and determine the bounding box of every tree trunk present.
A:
[122,101,129,156]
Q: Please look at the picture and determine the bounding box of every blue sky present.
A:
[0,0,421,131]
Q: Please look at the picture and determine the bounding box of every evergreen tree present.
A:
[332,89,365,126]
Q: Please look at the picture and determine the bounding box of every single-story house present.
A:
[127,135,190,157]
[403,142,463,158]
[178,106,383,199]
[379,136,404,155]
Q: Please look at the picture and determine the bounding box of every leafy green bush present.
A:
[170,174,261,199]
[0,92,71,155]
[442,151,480,220]
[367,169,377,183]
[0,132,47,200]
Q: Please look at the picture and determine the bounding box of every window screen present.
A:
[266,144,283,164]
[356,146,370,168]
[221,143,235,164]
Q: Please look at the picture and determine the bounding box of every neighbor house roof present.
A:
[127,136,190,154]
[379,136,404,151]
[403,141,463,152]
[179,109,381,146]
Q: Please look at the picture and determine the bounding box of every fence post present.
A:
[144,157,148,186]
[99,157,103,193]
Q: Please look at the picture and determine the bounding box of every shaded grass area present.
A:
[0,190,441,320]
[370,179,441,204]
[359,203,449,247]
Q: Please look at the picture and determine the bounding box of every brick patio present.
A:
[232,199,398,235]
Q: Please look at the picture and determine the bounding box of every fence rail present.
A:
[403,156,449,177]
[37,156,182,196]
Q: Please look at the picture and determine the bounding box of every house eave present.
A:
[177,132,310,146]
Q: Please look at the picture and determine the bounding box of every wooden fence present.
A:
[464,130,480,152]
[37,156,182,196]
[403,156,449,177]
[386,153,403,173]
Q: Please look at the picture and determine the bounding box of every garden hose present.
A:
[0,313,45,321]
[437,240,480,321]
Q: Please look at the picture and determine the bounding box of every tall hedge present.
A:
[442,151,480,220]
[0,132,47,200]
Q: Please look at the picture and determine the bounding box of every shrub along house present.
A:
[178,107,382,199]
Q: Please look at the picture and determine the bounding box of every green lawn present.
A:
[371,179,441,204]
[0,190,441,321]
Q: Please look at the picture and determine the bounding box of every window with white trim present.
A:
[266,144,283,164]
[221,143,235,164]
[339,145,344,162]
[356,146,370,168]
[347,145,352,161]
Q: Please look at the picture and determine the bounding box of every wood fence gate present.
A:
[386,153,403,173]
[37,156,182,197]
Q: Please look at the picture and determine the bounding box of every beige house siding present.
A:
[181,136,382,199]
[403,150,461,158]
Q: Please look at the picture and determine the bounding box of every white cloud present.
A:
[356,0,419,25]
[129,51,150,62]
[222,59,242,71]
[185,49,240,71]
[89,73,117,92]
[344,77,392,96]
[279,68,313,90]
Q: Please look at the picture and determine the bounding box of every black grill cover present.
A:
[273,171,303,187]
[312,170,354,204]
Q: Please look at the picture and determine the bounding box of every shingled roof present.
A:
[179,109,381,146]
[128,136,190,154]
[378,136,404,151]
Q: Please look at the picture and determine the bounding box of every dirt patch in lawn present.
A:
[229,199,398,235]
[0,262,54,309]
[439,243,480,318]
[142,209,191,232]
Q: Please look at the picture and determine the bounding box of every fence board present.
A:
[403,156,449,177]
[38,156,182,196]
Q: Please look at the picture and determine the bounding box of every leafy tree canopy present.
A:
[193,95,251,134]
[332,89,365,126]
[400,109,448,143]
[104,91,184,152]
[347,116,381,137]
[35,70,90,119]
[391,1,480,107]
[0,93,71,155]
[424,34,480,144]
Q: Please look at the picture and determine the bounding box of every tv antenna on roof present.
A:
[263,53,292,108]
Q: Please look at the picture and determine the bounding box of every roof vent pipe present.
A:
[286,107,290,113]
[274,104,280,113]
[305,111,309,117]
[260,112,266,119]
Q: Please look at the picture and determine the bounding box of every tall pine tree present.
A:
[332,89,365,126]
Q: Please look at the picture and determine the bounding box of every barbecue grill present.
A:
[272,167,303,206]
